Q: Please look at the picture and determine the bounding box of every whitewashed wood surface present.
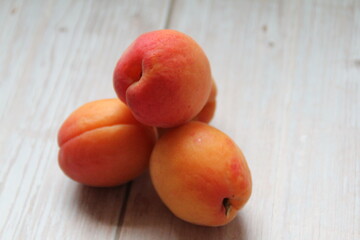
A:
[0,0,359,239]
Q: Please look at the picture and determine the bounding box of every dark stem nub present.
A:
[222,198,232,217]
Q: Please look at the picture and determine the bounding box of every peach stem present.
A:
[222,198,232,217]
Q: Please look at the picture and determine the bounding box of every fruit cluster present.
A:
[57,30,252,227]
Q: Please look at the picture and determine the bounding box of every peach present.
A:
[193,80,217,123]
[57,99,157,187]
[157,80,217,137]
[113,29,212,128]
[150,121,252,226]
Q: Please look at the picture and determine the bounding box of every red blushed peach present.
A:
[113,29,212,128]
[150,121,252,227]
[58,99,157,187]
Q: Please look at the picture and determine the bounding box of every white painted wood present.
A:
[119,0,360,239]
[0,0,170,239]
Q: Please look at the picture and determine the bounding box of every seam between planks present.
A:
[113,1,176,239]
[114,182,133,240]
[164,0,175,29]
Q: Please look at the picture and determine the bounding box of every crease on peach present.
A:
[59,124,139,147]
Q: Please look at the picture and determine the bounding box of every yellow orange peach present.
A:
[150,121,252,226]
[58,99,157,187]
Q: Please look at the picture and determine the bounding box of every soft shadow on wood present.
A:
[74,184,126,226]
[123,173,248,240]
[171,214,247,240]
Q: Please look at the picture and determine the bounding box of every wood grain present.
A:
[119,0,360,239]
[0,0,170,239]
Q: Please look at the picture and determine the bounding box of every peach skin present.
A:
[193,80,217,123]
[113,29,212,128]
[157,80,217,137]
[58,99,157,187]
[150,121,252,226]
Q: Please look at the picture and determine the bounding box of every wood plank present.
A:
[0,0,170,239]
[119,0,360,239]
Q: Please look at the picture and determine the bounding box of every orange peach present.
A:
[150,121,252,226]
[113,29,212,128]
[58,99,157,187]
[193,80,217,123]
[157,80,217,137]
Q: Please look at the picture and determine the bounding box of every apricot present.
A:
[113,29,213,128]
[150,121,252,226]
[157,80,217,137]
[57,99,157,187]
[193,80,217,123]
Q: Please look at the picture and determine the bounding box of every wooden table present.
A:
[1,0,359,239]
